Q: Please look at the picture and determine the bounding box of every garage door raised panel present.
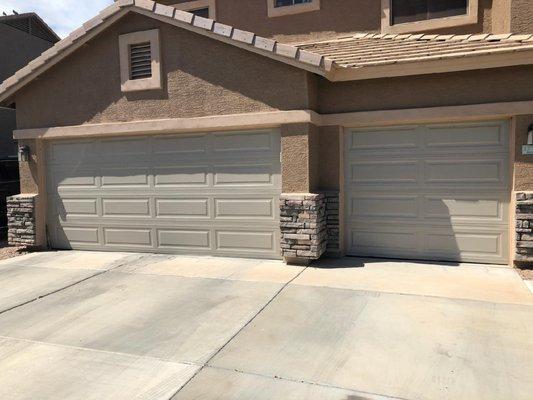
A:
[47,130,281,259]
[345,121,510,264]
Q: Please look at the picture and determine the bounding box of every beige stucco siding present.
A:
[162,0,381,43]
[318,66,533,115]
[318,125,340,191]
[511,0,533,34]
[15,12,314,130]
[160,0,497,42]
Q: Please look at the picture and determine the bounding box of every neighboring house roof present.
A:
[1,0,533,104]
[0,12,60,44]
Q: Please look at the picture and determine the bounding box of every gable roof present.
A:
[0,0,331,104]
[1,0,533,104]
[0,12,60,44]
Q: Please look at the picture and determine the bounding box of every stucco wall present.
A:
[511,0,533,34]
[162,0,381,43]
[318,125,340,191]
[318,66,533,114]
[0,108,16,158]
[281,123,318,193]
[514,115,533,192]
[14,12,314,130]
[161,0,495,42]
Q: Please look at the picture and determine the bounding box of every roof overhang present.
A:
[329,48,533,81]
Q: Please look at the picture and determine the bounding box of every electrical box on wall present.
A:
[524,125,533,155]
[523,145,533,155]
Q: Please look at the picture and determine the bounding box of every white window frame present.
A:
[381,0,478,34]
[171,0,216,19]
[119,29,162,93]
[267,0,320,18]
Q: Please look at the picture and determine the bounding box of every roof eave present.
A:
[329,49,533,81]
[132,7,331,77]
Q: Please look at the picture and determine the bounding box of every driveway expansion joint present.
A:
[0,253,146,316]
[203,364,411,400]
[169,265,309,398]
[0,335,202,368]
[288,281,533,307]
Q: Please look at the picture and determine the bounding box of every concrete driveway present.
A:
[0,252,531,400]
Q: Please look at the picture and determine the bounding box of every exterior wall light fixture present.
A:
[18,145,30,162]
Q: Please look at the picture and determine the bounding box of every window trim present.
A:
[119,29,162,93]
[171,0,216,19]
[267,0,320,18]
[381,0,478,34]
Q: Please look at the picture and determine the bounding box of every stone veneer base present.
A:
[322,191,340,257]
[516,192,533,264]
[280,193,327,263]
[7,194,37,247]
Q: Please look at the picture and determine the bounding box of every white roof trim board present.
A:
[2,0,533,102]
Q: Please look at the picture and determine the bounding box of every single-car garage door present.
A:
[47,130,281,259]
[344,121,510,264]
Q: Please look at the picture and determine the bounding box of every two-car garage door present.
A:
[47,130,281,259]
[345,121,510,265]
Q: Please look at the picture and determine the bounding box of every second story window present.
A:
[172,1,216,19]
[382,0,477,34]
[268,0,320,17]
[275,0,312,7]
[391,0,468,25]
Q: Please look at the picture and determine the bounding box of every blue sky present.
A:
[0,0,113,38]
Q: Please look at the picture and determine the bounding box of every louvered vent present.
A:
[129,42,152,80]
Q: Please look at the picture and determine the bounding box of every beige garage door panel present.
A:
[345,121,510,264]
[47,130,281,259]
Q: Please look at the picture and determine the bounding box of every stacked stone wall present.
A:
[280,193,327,263]
[516,192,533,264]
[7,194,37,246]
[322,191,340,256]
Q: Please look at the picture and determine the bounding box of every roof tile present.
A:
[98,3,120,20]
[254,36,276,52]
[298,49,323,67]
[213,22,233,37]
[134,0,156,12]
[116,0,134,7]
[82,15,104,32]
[173,9,194,24]
[192,15,214,30]
[275,42,299,58]
[154,3,175,18]
[232,29,255,44]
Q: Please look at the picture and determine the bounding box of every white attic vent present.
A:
[119,29,161,92]
[129,42,152,80]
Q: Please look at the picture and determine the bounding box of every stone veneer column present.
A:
[7,194,38,247]
[280,193,327,264]
[516,192,533,263]
[322,191,340,256]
